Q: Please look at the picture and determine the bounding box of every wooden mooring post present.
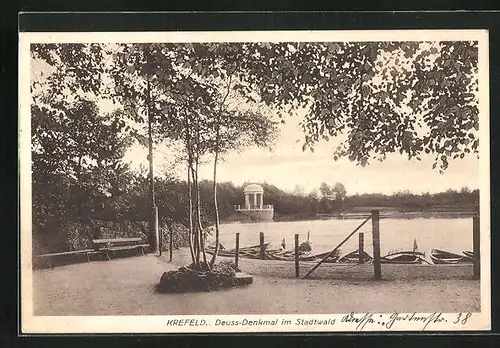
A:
[371,210,382,280]
[235,233,240,269]
[358,232,364,264]
[473,216,480,280]
[259,232,266,259]
[294,234,300,278]
[303,215,372,279]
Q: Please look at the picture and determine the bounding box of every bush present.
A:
[62,221,93,251]
[159,222,191,251]
[32,219,150,254]
[155,261,243,293]
[97,220,148,240]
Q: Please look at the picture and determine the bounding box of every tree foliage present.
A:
[185,41,479,171]
[32,40,479,171]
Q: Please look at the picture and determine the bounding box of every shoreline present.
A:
[164,248,478,281]
[222,211,479,224]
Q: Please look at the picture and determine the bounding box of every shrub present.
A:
[155,261,243,293]
[159,222,191,251]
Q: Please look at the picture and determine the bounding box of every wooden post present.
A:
[259,232,265,259]
[473,216,480,280]
[371,210,381,280]
[294,234,300,278]
[150,206,159,254]
[169,226,173,262]
[358,232,364,264]
[303,215,371,279]
[235,233,240,269]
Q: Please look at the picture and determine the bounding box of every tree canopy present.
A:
[158,41,477,172]
[32,40,479,172]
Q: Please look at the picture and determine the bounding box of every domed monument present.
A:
[234,184,274,221]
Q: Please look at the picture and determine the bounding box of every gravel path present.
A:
[32,251,480,316]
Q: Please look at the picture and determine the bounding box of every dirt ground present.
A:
[32,250,480,316]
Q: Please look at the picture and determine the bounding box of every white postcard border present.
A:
[19,29,491,333]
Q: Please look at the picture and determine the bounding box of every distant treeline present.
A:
[230,184,479,219]
[344,189,479,212]
[33,165,479,254]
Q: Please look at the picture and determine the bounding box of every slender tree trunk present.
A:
[209,72,233,267]
[209,131,221,268]
[75,155,83,223]
[190,161,201,265]
[145,47,159,254]
[194,156,207,265]
[165,218,174,250]
[185,112,196,265]
[186,153,196,265]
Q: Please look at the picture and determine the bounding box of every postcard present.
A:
[19,28,490,333]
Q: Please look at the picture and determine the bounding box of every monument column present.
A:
[245,193,250,209]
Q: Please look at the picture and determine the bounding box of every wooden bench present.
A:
[34,249,97,269]
[33,238,150,269]
[91,237,150,261]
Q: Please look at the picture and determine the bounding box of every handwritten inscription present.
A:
[341,312,375,331]
[172,312,474,331]
[385,312,447,331]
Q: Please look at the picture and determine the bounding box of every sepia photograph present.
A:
[19,29,490,333]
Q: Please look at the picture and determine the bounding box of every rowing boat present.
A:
[205,243,269,259]
[462,250,475,260]
[265,251,307,261]
[380,251,425,264]
[305,249,341,263]
[430,249,472,264]
[264,249,338,262]
[337,249,373,263]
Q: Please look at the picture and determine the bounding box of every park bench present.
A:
[33,237,150,269]
[33,249,97,269]
[91,237,150,261]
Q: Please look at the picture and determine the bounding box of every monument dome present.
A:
[243,184,264,194]
[234,183,274,222]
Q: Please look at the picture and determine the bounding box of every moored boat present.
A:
[205,243,269,259]
[380,251,425,264]
[430,249,472,264]
[265,249,338,262]
[308,249,341,263]
[463,250,475,260]
[337,249,373,263]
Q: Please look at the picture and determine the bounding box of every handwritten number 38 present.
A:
[453,312,472,325]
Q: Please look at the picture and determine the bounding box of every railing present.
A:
[234,204,274,211]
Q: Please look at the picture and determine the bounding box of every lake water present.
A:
[210,218,475,257]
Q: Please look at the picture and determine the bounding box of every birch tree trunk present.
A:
[194,156,208,265]
[209,72,233,267]
[190,163,201,265]
[209,131,221,268]
[186,153,196,265]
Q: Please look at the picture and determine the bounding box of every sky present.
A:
[113,42,479,195]
[31,43,481,196]
[123,113,480,195]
